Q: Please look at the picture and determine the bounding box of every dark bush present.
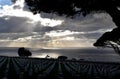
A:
[18,47,32,57]
[58,56,68,60]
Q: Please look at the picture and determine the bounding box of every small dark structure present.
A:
[18,47,32,57]
[45,55,50,58]
[71,58,77,61]
[58,56,68,60]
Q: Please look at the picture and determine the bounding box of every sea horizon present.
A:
[0,47,119,62]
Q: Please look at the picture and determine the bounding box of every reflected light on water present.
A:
[32,52,61,58]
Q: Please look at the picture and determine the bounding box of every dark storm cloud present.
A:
[33,23,54,32]
[53,13,115,32]
[0,16,32,32]
[71,32,103,40]
[0,16,55,33]
[38,12,115,33]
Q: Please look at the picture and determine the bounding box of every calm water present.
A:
[0,47,120,62]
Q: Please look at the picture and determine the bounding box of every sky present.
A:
[0,0,116,48]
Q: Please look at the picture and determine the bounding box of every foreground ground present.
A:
[0,56,119,79]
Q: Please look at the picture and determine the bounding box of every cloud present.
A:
[0,16,59,33]
[0,0,63,27]
[53,13,115,32]
[0,32,50,48]
[0,16,33,32]
[0,0,116,48]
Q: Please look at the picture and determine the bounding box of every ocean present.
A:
[0,47,120,62]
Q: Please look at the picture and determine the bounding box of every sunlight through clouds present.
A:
[0,0,115,48]
[0,0,63,26]
[45,30,79,37]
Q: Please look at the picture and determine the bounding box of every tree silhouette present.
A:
[22,0,120,54]
[18,47,32,57]
[24,0,120,26]
[58,56,68,60]
[94,28,120,55]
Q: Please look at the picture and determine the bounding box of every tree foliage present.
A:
[58,56,68,60]
[18,47,32,57]
[94,28,120,46]
[24,0,120,16]
[94,27,120,55]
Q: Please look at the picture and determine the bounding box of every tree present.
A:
[58,56,68,60]
[14,0,120,54]
[18,47,32,57]
[94,28,120,55]
[24,0,120,26]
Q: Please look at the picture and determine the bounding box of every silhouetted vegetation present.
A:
[94,28,120,55]
[18,47,32,57]
[58,56,68,60]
